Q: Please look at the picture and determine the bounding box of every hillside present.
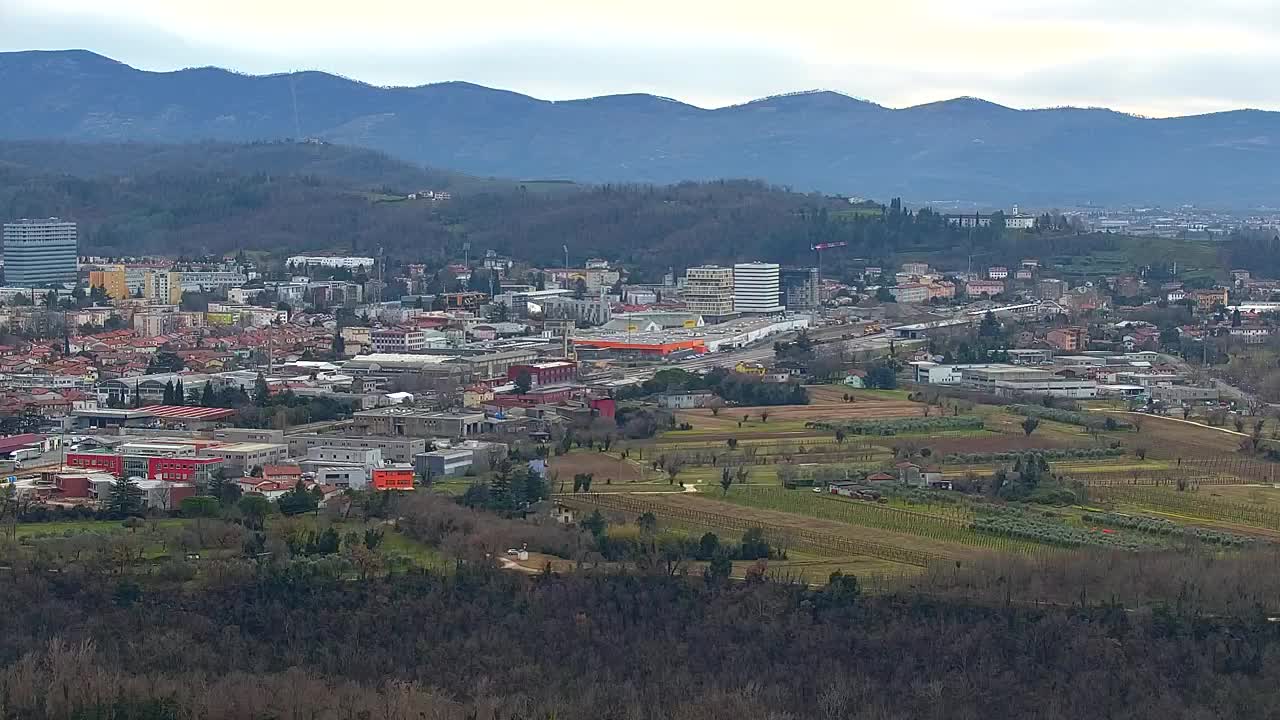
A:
[3,50,1280,205]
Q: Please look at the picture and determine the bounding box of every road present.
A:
[617,332,897,381]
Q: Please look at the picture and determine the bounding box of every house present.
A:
[895,461,922,486]
[988,266,1009,280]
[842,370,866,388]
[262,464,303,484]
[865,472,896,484]
[1046,327,1088,352]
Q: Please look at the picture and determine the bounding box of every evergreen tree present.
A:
[200,381,215,407]
[174,379,185,406]
[105,476,145,517]
[253,372,271,406]
[277,480,318,516]
[163,381,175,405]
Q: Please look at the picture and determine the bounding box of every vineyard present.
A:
[719,487,1048,554]
[1090,485,1280,531]
[1082,512,1258,547]
[971,507,1154,551]
[807,416,986,435]
[1009,404,1131,431]
[557,493,944,566]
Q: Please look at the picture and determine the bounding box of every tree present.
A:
[834,429,846,444]
[252,372,271,406]
[513,369,533,395]
[573,278,588,299]
[331,332,346,358]
[147,351,184,374]
[1232,308,1242,327]
[979,311,1000,337]
[581,509,607,538]
[105,477,144,517]
[1021,416,1040,437]
[174,379,185,406]
[200,382,215,407]
[637,511,658,535]
[180,495,221,518]
[705,554,733,585]
[277,481,319,516]
[163,380,176,405]
[760,410,770,424]
[237,494,272,530]
[875,285,894,302]
[720,467,733,496]
[865,362,898,390]
[726,438,738,450]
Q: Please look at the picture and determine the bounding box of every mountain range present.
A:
[3,49,1280,206]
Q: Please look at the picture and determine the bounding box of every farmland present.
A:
[552,383,1280,582]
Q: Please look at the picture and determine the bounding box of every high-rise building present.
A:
[781,267,820,310]
[733,262,783,314]
[144,270,183,305]
[2,218,78,287]
[683,266,735,319]
[89,267,130,300]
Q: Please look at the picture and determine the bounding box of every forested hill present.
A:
[0,139,1259,280]
[4,50,1280,205]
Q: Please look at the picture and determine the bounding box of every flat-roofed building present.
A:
[352,407,486,439]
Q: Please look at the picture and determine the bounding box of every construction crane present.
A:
[811,241,847,289]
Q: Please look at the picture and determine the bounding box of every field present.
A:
[669,387,924,437]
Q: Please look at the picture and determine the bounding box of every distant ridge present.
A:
[2,49,1279,205]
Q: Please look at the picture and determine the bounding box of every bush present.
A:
[1008,405,1131,431]
[808,416,984,436]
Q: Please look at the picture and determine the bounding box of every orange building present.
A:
[371,466,415,491]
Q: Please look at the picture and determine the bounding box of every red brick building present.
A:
[507,361,577,387]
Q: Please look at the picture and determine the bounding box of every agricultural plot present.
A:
[1091,485,1280,534]
[718,487,1048,554]
[550,451,657,486]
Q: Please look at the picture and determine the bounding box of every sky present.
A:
[2,0,1278,117]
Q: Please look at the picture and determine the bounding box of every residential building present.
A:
[656,390,715,409]
[89,267,130,300]
[901,262,931,275]
[965,280,1006,297]
[780,267,820,309]
[1006,349,1053,365]
[1046,327,1088,352]
[733,262,783,314]
[143,270,183,305]
[890,283,930,303]
[683,266,735,319]
[2,218,78,286]
[1005,215,1037,230]
[179,271,248,293]
[1037,278,1066,300]
[1190,288,1229,310]
[988,266,1009,280]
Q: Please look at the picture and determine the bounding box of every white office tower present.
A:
[683,265,736,319]
[3,218,78,286]
[733,262,783,314]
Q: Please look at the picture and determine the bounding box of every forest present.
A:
[1,140,1264,281]
[3,487,1280,719]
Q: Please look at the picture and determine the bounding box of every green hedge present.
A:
[1009,405,1131,431]
[943,448,1125,464]
[808,415,985,436]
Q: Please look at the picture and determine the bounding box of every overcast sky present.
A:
[2,0,1277,117]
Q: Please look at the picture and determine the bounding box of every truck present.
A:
[9,447,41,463]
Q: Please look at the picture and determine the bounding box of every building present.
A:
[733,262,782,314]
[311,466,370,490]
[179,271,248,293]
[286,255,376,270]
[1037,278,1066,300]
[988,266,1009,280]
[89,267,130,300]
[353,407,486,439]
[143,270,183,305]
[1006,349,1053,365]
[966,279,1006,297]
[285,434,427,463]
[1005,215,1037,230]
[507,361,577,387]
[370,328,447,353]
[959,365,1098,398]
[901,262,930,275]
[1046,327,1088,352]
[304,446,383,469]
[890,283,929,303]
[197,442,289,475]
[2,218,78,286]
[780,267,820,309]
[1190,288,1229,310]
[371,465,415,491]
[657,390,715,409]
[683,266,735,319]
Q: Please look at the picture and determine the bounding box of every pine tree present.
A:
[200,382,214,407]
[174,379,185,406]
[106,476,144,517]
[253,372,271,406]
[163,381,175,405]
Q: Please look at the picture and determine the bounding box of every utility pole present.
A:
[563,244,570,271]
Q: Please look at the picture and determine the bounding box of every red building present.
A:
[66,452,123,476]
[492,386,576,408]
[371,466,415,491]
[507,360,577,387]
[147,457,223,484]
[589,397,616,420]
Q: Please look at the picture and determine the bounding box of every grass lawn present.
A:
[13,518,188,538]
